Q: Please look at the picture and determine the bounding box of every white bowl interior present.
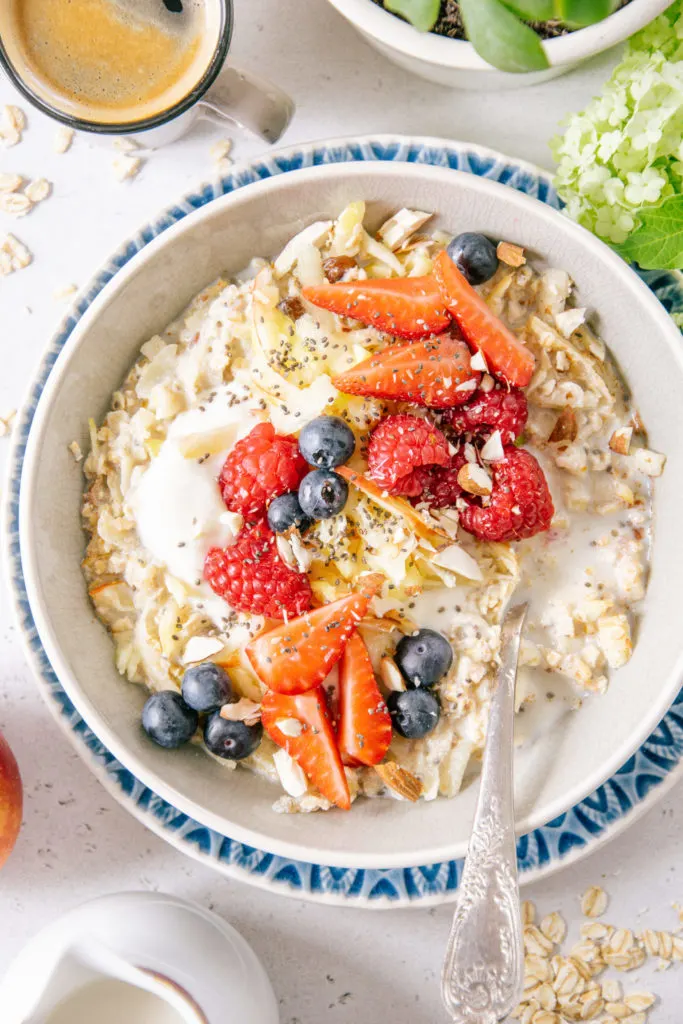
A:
[19,161,683,869]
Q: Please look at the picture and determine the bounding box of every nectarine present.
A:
[0,730,22,869]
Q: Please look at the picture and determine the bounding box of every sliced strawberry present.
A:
[261,688,351,810]
[433,250,535,388]
[302,276,450,339]
[338,632,392,767]
[332,335,480,408]
[245,579,382,696]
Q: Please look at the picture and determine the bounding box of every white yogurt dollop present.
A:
[128,387,260,587]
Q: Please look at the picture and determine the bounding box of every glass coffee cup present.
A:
[0,0,293,145]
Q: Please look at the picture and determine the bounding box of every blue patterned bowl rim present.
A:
[6,135,683,908]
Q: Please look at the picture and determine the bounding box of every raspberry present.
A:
[219,422,307,518]
[367,414,450,497]
[444,387,528,444]
[459,447,554,543]
[419,452,468,509]
[204,517,312,619]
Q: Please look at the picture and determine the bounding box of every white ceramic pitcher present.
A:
[0,891,279,1024]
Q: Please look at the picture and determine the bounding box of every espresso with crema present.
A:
[0,0,220,124]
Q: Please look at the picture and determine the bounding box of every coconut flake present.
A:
[273,221,333,277]
[273,749,308,797]
[182,636,224,665]
[555,306,586,338]
[431,543,483,581]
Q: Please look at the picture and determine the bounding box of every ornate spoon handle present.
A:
[441,602,528,1024]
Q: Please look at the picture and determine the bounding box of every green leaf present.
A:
[383,0,440,32]
[500,0,555,20]
[459,0,550,72]
[616,195,683,270]
[555,0,619,28]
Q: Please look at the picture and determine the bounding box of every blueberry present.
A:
[298,416,356,469]
[447,232,499,286]
[387,689,441,739]
[204,712,263,760]
[267,491,313,534]
[181,662,233,713]
[395,628,453,688]
[142,691,198,749]
[298,469,348,519]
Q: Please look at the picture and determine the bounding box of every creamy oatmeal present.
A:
[81,202,664,813]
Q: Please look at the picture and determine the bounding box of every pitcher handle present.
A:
[197,66,294,143]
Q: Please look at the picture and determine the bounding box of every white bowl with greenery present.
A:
[325,0,673,88]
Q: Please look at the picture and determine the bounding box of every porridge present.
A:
[81,202,664,813]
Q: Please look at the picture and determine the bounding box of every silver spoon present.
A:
[441,601,528,1024]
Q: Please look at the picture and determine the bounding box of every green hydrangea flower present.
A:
[552,2,683,248]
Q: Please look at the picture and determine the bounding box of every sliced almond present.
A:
[480,429,505,462]
[609,426,632,455]
[276,534,297,569]
[548,407,578,444]
[220,697,262,726]
[375,761,422,802]
[497,241,526,267]
[457,462,492,496]
[380,655,406,692]
[470,349,488,373]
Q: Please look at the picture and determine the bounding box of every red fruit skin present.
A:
[302,276,450,339]
[261,688,351,810]
[459,447,554,542]
[433,252,536,388]
[204,518,312,620]
[332,335,480,408]
[338,632,392,767]
[219,422,307,518]
[367,414,450,497]
[0,731,22,870]
[419,451,468,509]
[445,387,528,444]
[245,581,381,695]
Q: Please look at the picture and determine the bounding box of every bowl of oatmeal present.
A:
[17,159,683,869]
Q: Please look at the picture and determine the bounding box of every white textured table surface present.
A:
[1,1,682,1019]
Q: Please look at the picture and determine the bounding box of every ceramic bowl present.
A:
[324,0,673,89]
[17,159,683,871]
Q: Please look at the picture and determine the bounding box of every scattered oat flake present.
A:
[210,138,233,164]
[0,173,23,193]
[113,137,140,153]
[53,284,78,301]
[1,105,26,146]
[0,193,32,216]
[113,155,142,181]
[0,410,16,437]
[0,233,32,274]
[54,126,74,153]
[582,886,609,918]
[68,441,83,462]
[24,178,51,203]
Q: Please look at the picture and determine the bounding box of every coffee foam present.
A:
[0,0,221,125]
